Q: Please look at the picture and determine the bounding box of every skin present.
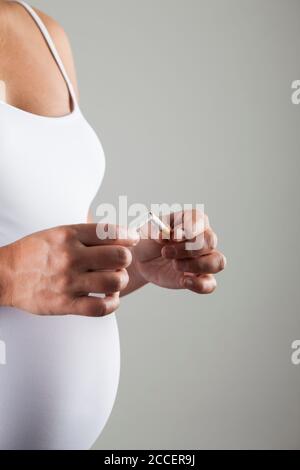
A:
[0,1,226,317]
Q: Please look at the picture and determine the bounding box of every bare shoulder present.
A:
[31,6,79,99]
[32,7,71,53]
[0,1,79,99]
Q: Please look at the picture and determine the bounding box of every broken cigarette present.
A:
[133,211,171,238]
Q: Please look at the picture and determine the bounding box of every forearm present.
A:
[0,245,13,307]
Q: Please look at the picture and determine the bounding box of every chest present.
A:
[0,107,105,239]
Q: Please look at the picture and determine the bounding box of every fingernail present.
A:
[163,246,176,258]
[184,278,194,289]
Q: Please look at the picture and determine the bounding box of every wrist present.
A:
[0,245,14,307]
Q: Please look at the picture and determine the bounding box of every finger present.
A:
[171,210,210,242]
[75,269,129,294]
[80,245,133,271]
[162,228,218,259]
[73,224,140,247]
[71,294,120,317]
[182,274,217,294]
[174,251,226,274]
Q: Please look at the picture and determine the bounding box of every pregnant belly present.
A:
[0,308,120,450]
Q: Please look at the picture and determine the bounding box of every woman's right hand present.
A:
[0,224,139,317]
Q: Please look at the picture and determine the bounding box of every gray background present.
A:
[34,0,300,449]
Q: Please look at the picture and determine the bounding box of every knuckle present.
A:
[206,253,225,273]
[83,299,107,317]
[207,280,217,293]
[121,269,130,288]
[119,270,129,290]
[197,280,207,293]
[55,226,77,245]
[112,276,122,292]
[219,253,227,271]
[106,297,121,316]
[198,277,217,294]
[113,270,129,291]
[200,258,211,272]
[57,273,73,292]
[212,232,218,250]
[117,247,132,267]
[59,249,77,270]
[201,283,216,294]
[207,230,218,250]
[210,281,217,292]
[193,234,205,251]
[110,273,123,292]
[114,297,121,312]
[96,300,107,317]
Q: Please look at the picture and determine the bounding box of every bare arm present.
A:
[0,245,12,307]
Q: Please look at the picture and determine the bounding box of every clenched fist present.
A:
[0,224,140,317]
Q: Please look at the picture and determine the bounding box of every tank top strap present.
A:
[14,0,78,109]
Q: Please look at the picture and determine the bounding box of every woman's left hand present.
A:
[132,210,226,294]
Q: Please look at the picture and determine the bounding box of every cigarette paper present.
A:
[148,211,171,238]
[132,211,171,238]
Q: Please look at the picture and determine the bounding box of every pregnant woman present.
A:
[0,0,226,450]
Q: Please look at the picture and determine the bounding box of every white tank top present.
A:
[0,1,120,450]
